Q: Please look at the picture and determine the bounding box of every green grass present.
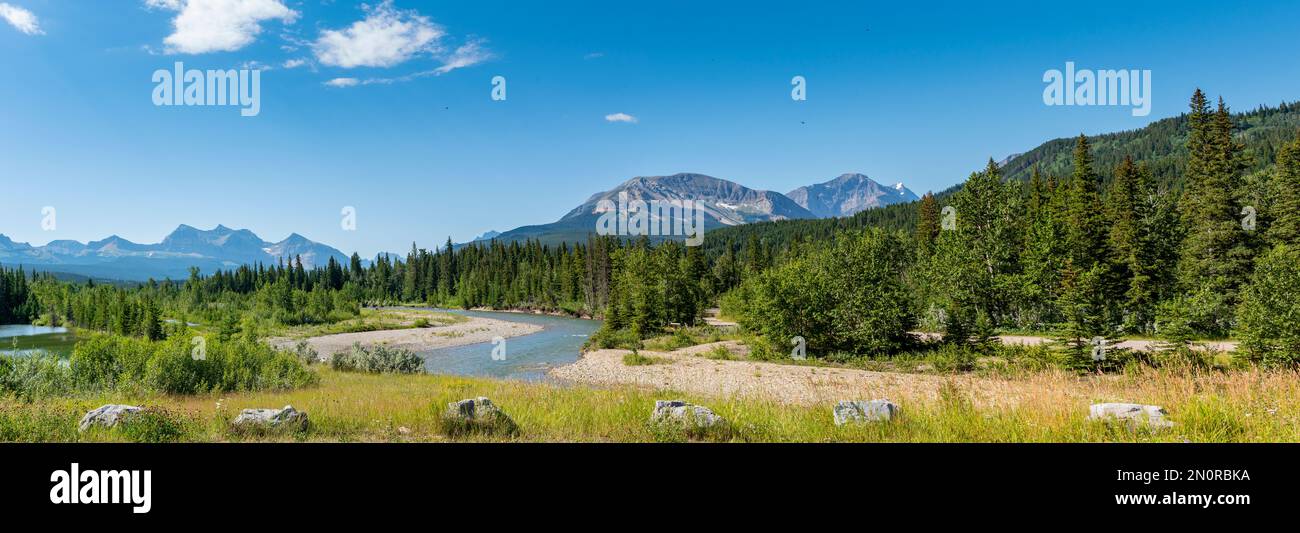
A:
[623,351,668,366]
[641,326,738,352]
[3,365,1298,443]
[702,345,736,360]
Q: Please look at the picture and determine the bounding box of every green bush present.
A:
[703,345,735,360]
[622,350,666,366]
[928,344,979,372]
[290,340,320,365]
[66,334,317,396]
[330,343,424,374]
[1237,245,1300,367]
[0,355,74,401]
[436,408,519,438]
[586,327,642,350]
[736,229,916,359]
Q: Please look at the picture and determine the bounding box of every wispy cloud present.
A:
[431,39,492,75]
[0,3,43,35]
[282,57,307,69]
[324,77,360,88]
[605,113,638,124]
[322,38,494,88]
[313,0,443,68]
[145,0,298,54]
[583,52,604,60]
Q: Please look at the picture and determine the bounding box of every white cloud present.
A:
[0,3,43,35]
[282,57,307,69]
[431,39,492,75]
[326,40,492,87]
[313,1,444,68]
[146,0,298,54]
[605,113,638,124]
[324,77,359,88]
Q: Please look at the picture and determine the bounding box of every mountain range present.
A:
[491,172,917,244]
[1,173,914,280]
[786,173,920,218]
[0,225,349,281]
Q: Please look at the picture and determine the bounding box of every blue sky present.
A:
[3,0,1299,257]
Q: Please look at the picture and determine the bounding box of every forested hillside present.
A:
[702,100,1300,266]
[995,100,1300,192]
[718,90,1300,367]
[4,91,1300,370]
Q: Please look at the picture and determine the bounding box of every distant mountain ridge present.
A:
[491,172,909,245]
[786,173,918,217]
[0,225,349,281]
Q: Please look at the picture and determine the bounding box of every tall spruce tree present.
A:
[915,192,940,255]
[1176,91,1250,334]
[1019,167,1069,328]
[1066,135,1111,269]
[1267,134,1300,246]
[1107,157,1157,330]
[1058,135,1115,355]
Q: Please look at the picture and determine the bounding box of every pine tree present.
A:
[915,192,940,255]
[1058,135,1116,347]
[1019,169,1069,327]
[1268,134,1300,246]
[1176,91,1250,334]
[1107,156,1157,329]
[1066,135,1110,269]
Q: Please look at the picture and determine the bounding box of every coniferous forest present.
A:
[3,91,1300,370]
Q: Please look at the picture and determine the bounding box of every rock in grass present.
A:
[233,405,309,432]
[1088,403,1173,429]
[650,400,725,430]
[443,397,517,435]
[78,404,143,432]
[834,400,899,425]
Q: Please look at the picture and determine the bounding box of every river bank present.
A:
[269,312,541,360]
[551,341,1038,408]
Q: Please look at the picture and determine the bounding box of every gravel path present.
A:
[550,341,1037,407]
[272,316,542,359]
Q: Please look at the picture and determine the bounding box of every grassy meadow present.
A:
[4,363,1296,443]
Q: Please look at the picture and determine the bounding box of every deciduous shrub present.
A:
[330,343,424,374]
[0,355,75,401]
[65,334,317,396]
[735,229,916,359]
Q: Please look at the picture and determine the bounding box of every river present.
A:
[408,308,601,381]
[0,325,79,357]
[2,310,600,380]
